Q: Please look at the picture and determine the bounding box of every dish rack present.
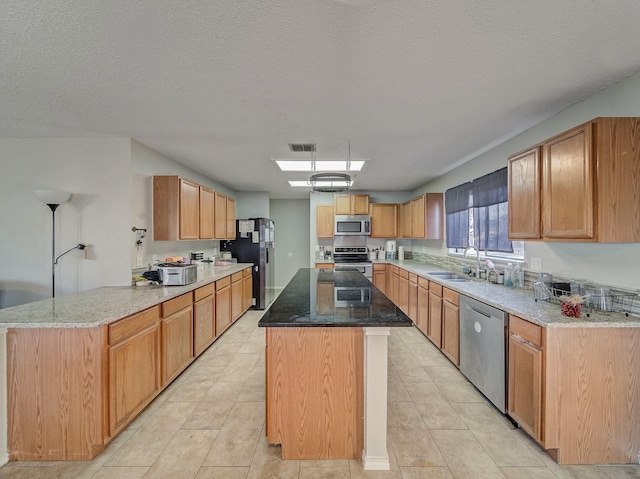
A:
[533,281,639,317]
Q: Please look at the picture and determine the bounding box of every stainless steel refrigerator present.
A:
[221,218,275,309]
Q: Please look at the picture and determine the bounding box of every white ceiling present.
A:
[2,1,640,199]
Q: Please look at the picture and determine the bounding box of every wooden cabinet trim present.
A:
[109,306,160,345]
[161,293,192,317]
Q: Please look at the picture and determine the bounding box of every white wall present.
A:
[236,192,270,219]
[0,138,132,308]
[270,199,310,287]
[412,70,640,289]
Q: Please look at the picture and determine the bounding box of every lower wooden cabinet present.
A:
[372,263,386,294]
[215,276,232,336]
[441,288,459,366]
[108,306,162,438]
[193,283,216,356]
[397,268,409,314]
[243,266,253,310]
[508,314,543,442]
[231,271,243,322]
[161,293,194,387]
[387,265,399,305]
[417,277,429,335]
[408,273,418,322]
[428,282,443,348]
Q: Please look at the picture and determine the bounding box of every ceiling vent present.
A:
[288,143,316,152]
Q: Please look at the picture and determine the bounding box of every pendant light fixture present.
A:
[310,141,353,193]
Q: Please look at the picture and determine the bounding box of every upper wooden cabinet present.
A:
[154,175,235,241]
[214,191,237,240]
[400,193,444,239]
[316,204,334,238]
[334,194,370,215]
[370,203,399,238]
[508,147,541,239]
[199,186,215,239]
[508,117,640,242]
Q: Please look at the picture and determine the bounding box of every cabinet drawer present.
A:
[418,277,429,289]
[161,293,192,317]
[193,283,215,302]
[216,276,231,290]
[109,305,160,345]
[243,267,253,277]
[429,282,443,296]
[389,265,398,274]
[510,315,542,348]
[443,287,459,306]
[409,273,418,284]
[373,263,386,271]
[232,271,243,283]
[315,263,334,268]
[399,269,409,279]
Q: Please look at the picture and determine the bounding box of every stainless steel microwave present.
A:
[334,215,371,236]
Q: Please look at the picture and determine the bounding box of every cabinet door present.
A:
[370,203,398,238]
[231,273,243,321]
[214,192,227,239]
[397,272,409,314]
[226,198,236,240]
[508,335,542,441]
[387,267,398,305]
[411,195,426,238]
[199,186,215,239]
[109,322,161,436]
[161,306,194,386]
[508,147,541,239]
[408,275,418,323]
[542,123,594,239]
[334,195,352,215]
[428,291,442,348]
[417,282,429,335]
[215,284,232,336]
[352,194,370,214]
[243,269,253,311]
[425,193,444,240]
[316,204,334,238]
[194,295,215,356]
[179,179,200,240]
[442,300,460,366]
[373,265,386,295]
[401,201,411,238]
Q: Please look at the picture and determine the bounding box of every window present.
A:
[446,167,524,260]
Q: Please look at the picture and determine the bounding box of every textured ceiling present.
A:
[2,1,640,198]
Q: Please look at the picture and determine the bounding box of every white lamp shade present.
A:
[35,189,71,205]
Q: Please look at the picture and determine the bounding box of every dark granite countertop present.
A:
[258,268,412,328]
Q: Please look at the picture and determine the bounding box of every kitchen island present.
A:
[259,268,411,470]
[0,263,253,462]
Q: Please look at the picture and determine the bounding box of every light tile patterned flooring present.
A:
[2,309,640,478]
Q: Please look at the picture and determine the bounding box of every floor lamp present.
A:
[35,189,71,298]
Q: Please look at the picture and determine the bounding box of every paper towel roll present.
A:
[398,246,405,260]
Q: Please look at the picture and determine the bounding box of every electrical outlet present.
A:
[136,255,143,267]
[531,257,542,271]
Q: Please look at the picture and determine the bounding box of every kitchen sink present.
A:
[428,272,470,282]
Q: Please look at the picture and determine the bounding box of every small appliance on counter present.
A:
[155,262,197,286]
[385,240,396,260]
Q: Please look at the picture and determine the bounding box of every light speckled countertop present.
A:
[378,259,640,328]
[0,263,253,329]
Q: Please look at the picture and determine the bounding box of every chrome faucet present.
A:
[463,247,480,278]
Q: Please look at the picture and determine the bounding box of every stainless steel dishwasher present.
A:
[459,295,508,413]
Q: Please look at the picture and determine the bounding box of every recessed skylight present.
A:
[275,160,365,172]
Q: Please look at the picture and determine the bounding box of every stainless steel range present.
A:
[333,246,372,279]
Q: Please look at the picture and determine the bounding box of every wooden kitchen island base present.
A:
[265,326,392,468]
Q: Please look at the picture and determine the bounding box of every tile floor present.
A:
[2,309,640,478]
